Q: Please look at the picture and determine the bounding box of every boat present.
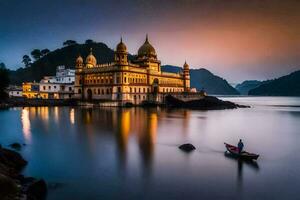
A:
[224,143,259,160]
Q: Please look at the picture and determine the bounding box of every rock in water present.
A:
[165,95,249,110]
[26,179,47,200]
[179,143,196,152]
[9,142,22,150]
[0,148,27,172]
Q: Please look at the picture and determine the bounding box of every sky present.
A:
[0,0,300,83]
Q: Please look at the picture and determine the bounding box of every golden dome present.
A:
[86,48,97,67]
[183,61,189,69]
[76,55,83,64]
[138,35,156,57]
[116,37,127,53]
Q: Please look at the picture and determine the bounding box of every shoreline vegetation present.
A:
[0,95,249,110]
[0,144,47,200]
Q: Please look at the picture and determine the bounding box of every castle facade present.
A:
[74,36,190,104]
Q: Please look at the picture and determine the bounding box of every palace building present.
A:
[74,35,190,104]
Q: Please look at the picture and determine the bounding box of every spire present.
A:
[183,60,189,71]
[145,34,149,43]
[120,36,123,43]
[89,48,93,55]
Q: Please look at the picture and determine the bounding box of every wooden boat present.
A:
[224,143,259,160]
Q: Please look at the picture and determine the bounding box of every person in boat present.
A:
[238,139,244,154]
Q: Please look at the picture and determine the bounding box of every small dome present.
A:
[76,55,83,64]
[138,35,156,57]
[183,61,189,69]
[116,37,127,52]
[86,48,97,67]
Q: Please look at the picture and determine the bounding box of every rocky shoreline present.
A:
[0,144,47,200]
[165,95,250,110]
[0,95,249,110]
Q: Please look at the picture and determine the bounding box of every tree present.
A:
[0,63,9,100]
[85,39,95,44]
[31,49,42,60]
[41,49,50,56]
[22,55,32,68]
[63,40,77,46]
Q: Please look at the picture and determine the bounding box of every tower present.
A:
[183,61,190,92]
[74,55,84,99]
[114,37,128,65]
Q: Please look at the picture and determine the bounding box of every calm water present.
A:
[1,97,300,200]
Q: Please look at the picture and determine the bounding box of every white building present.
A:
[41,65,75,84]
[39,66,75,99]
[7,86,23,98]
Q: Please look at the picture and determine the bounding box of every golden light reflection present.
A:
[137,110,158,167]
[54,106,59,122]
[116,110,131,153]
[70,108,75,125]
[149,113,157,143]
[39,107,49,122]
[21,108,31,143]
[121,110,130,139]
[85,109,92,124]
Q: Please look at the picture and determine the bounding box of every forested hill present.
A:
[235,80,263,95]
[248,70,300,96]
[161,65,240,95]
[9,42,134,84]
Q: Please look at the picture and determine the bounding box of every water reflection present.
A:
[21,108,31,143]
[111,108,158,174]
[69,108,75,125]
[54,107,59,122]
[115,109,130,170]
[7,98,300,200]
[138,111,157,175]
[224,152,260,190]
